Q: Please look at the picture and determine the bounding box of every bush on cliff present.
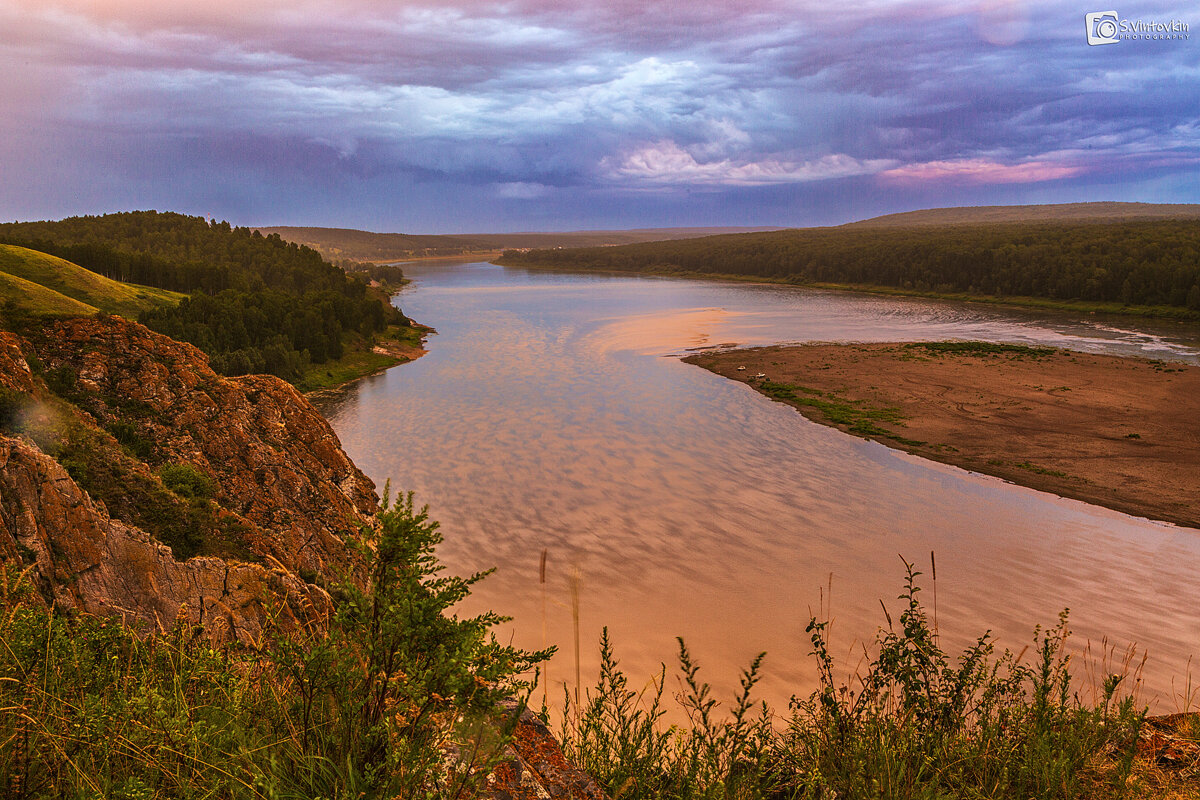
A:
[0,494,551,798]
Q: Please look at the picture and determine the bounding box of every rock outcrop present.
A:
[29,316,377,577]
[488,704,609,800]
[0,434,329,644]
[0,319,372,640]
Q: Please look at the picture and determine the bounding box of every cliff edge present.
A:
[0,316,377,642]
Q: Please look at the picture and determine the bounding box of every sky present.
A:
[1,0,1197,232]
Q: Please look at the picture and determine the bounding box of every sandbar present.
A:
[684,342,1200,530]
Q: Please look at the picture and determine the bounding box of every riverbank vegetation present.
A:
[0,495,550,798]
[560,561,1184,800]
[500,219,1200,318]
[7,496,1196,798]
[0,212,417,386]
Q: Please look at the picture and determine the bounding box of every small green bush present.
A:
[0,387,28,431]
[108,420,156,460]
[158,462,217,501]
[43,364,78,398]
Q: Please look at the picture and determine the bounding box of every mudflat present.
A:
[684,342,1200,530]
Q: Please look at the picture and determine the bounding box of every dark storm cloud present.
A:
[1,0,1196,229]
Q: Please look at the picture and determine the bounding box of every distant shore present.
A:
[685,342,1200,530]
[495,257,1200,323]
[301,322,431,401]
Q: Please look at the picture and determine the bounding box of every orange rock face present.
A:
[1,317,376,641]
[31,316,378,576]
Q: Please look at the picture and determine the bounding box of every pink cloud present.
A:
[603,140,896,186]
[878,158,1085,185]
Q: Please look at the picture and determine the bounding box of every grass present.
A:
[1014,461,1074,480]
[2,487,1195,799]
[0,271,98,318]
[757,380,928,445]
[296,349,403,394]
[559,560,1163,800]
[0,244,185,318]
[0,495,551,798]
[905,341,1056,358]
[296,324,425,394]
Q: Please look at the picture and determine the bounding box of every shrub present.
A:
[107,420,156,460]
[0,495,552,798]
[158,462,217,501]
[0,387,28,431]
[562,559,1147,800]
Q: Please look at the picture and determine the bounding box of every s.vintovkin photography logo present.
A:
[1086,10,1189,45]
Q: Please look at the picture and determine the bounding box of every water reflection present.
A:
[324,262,1200,713]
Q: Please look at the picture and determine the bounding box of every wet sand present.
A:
[685,343,1200,530]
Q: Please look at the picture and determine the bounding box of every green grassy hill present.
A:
[0,244,184,318]
[0,269,98,317]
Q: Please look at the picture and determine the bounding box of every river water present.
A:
[322,261,1200,714]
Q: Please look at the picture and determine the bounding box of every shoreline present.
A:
[494,258,1200,324]
[684,342,1200,530]
[301,322,432,402]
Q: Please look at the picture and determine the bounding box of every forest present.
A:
[501,219,1200,312]
[0,211,409,381]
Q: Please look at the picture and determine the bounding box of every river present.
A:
[321,261,1200,715]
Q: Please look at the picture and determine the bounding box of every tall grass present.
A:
[558,559,1149,800]
[0,493,551,798]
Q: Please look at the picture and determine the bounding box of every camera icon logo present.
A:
[1086,11,1120,45]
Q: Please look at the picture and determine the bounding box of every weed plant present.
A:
[0,492,550,798]
[559,560,1146,800]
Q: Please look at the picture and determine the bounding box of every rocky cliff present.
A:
[0,314,606,799]
[0,316,375,641]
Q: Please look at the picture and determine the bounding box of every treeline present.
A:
[336,259,407,286]
[503,220,1200,311]
[0,236,229,293]
[0,211,409,381]
[0,211,353,294]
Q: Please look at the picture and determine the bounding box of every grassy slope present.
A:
[0,270,99,317]
[0,244,184,317]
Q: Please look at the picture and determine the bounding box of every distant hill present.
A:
[844,202,1200,228]
[0,244,183,318]
[255,225,782,262]
[500,210,1200,316]
[0,212,412,385]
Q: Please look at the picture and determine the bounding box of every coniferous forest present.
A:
[0,211,410,380]
[501,220,1200,313]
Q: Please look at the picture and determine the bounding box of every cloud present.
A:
[495,181,551,199]
[878,158,1086,185]
[1,0,1198,228]
[602,141,896,186]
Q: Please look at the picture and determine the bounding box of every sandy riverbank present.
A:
[685,342,1200,530]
